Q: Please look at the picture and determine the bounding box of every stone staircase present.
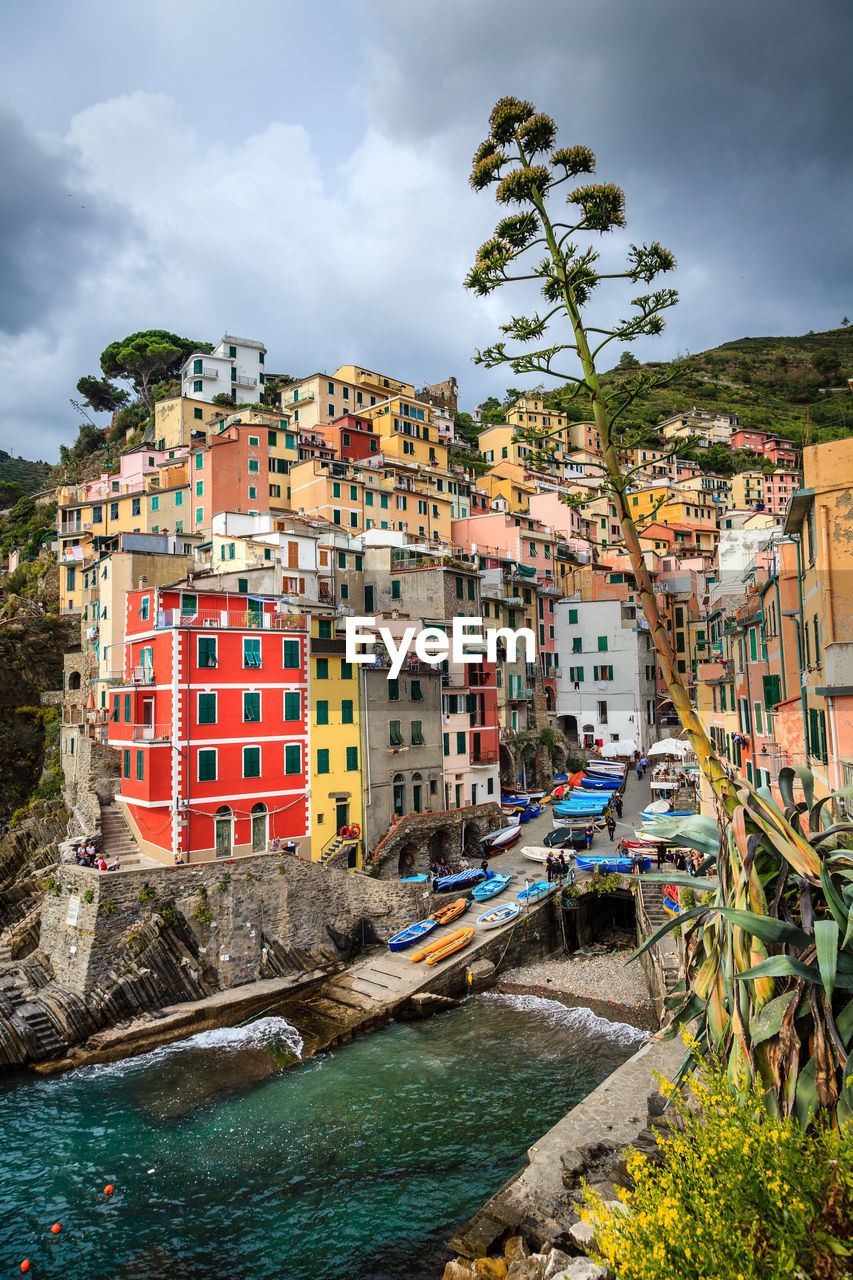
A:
[638,879,682,994]
[319,832,359,867]
[99,801,152,869]
[17,1002,66,1061]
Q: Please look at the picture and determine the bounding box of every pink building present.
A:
[763,470,801,517]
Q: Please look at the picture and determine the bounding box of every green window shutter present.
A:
[456,731,466,754]
[124,693,131,721]
[123,749,130,778]
[340,661,352,679]
[411,720,424,744]
[577,667,584,681]
[569,608,578,624]
[391,579,401,599]
[316,700,329,725]
[346,746,358,771]
[388,679,399,700]
[318,619,332,639]
[598,636,608,651]
[283,639,299,668]
[316,658,329,679]
[341,699,354,724]
[110,696,119,722]
[243,637,261,668]
[237,578,248,594]
[198,693,216,724]
[243,747,260,778]
[333,482,341,498]
[198,636,217,668]
[317,749,330,774]
[136,751,144,782]
[284,691,300,721]
[285,744,300,774]
[244,691,260,722]
[198,750,217,782]
[411,680,423,701]
[572,637,582,653]
[443,733,450,755]
[389,720,403,745]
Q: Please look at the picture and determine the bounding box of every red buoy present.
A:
[104,1184,114,1195]
[51,1223,61,1234]
[20,1261,30,1273]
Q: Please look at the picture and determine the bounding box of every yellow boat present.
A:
[411,926,475,965]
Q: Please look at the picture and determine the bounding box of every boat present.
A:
[499,807,522,824]
[545,826,592,850]
[643,798,672,816]
[526,790,547,802]
[501,793,529,807]
[580,776,622,790]
[517,880,552,903]
[552,816,605,833]
[663,885,680,917]
[521,846,550,863]
[518,803,541,824]
[477,902,520,930]
[388,917,439,951]
[576,854,651,874]
[430,897,470,926]
[585,759,626,776]
[472,872,513,901]
[411,926,475,965]
[479,825,523,853]
[551,773,569,783]
[433,867,489,892]
[399,874,429,883]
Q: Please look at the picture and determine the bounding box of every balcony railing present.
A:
[310,636,347,655]
[131,724,171,742]
[156,609,308,631]
[470,749,498,766]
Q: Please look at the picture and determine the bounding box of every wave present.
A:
[75,1016,304,1080]
[475,992,648,1045]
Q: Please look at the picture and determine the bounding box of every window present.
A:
[411,720,424,745]
[195,481,203,497]
[346,746,358,771]
[467,579,475,601]
[455,576,463,599]
[195,453,204,470]
[198,749,217,782]
[391,579,401,599]
[249,486,257,500]
[123,692,131,721]
[342,699,354,724]
[569,666,584,682]
[249,458,259,474]
[198,636,217,668]
[443,732,450,755]
[316,657,329,679]
[389,720,403,746]
[410,680,423,701]
[284,691,301,721]
[110,502,119,521]
[593,665,614,681]
[388,679,399,701]
[317,748,330,774]
[198,693,217,724]
[572,637,583,653]
[195,508,203,524]
[341,661,352,679]
[243,637,261,668]
[243,746,261,778]
[237,578,248,594]
[136,750,144,782]
[597,636,608,651]
[123,749,130,779]
[285,743,301,773]
[316,700,329,725]
[140,596,150,622]
[283,639,300,668]
[456,731,466,754]
[318,619,332,639]
[244,691,261,722]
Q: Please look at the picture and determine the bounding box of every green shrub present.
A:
[159,906,180,926]
[82,888,94,904]
[585,1056,853,1280]
[100,900,117,916]
[192,903,214,926]
[217,873,231,891]
[138,885,157,904]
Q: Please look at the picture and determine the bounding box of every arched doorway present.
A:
[582,723,596,749]
[251,802,268,853]
[461,820,480,858]
[428,829,449,862]
[560,714,578,746]
[68,671,81,691]
[215,806,233,858]
[552,743,567,776]
[544,685,554,711]
[392,774,405,817]
[398,841,418,877]
[521,743,537,789]
[411,773,423,814]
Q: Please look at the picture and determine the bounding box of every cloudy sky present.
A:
[1,0,850,461]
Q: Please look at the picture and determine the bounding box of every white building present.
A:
[554,597,658,751]
[181,334,267,405]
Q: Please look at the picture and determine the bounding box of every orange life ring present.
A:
[339,825,351,839]
[349,824,361,839]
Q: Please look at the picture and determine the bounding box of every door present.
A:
[365,584,374,612]
[141,697,154,741]
[336,802,349,834]
[251,804,268,853]
[247,597,262,628]
[412,782,422,813]
[215,810,232,858]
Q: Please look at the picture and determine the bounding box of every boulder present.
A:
[543,1250,574,1279]
[466,957,496,990]
[568,1220,596,1253]
[552,1260,610,1280]
[504,1237,529,1262]
[474,1259,509,1280]
[507,1256,546,1280]
[443,1261,476,1280]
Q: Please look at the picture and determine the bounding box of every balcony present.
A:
[156,609,308,631]
[131,724,171,742]
[470,749,498,766]
[235,374,258,389]
[310,636,347,655]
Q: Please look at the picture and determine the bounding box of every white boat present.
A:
[553,816,605,831]
[477,901,521,930]
[585,758,627,776]
[500,807,522,825]
[521,846,550,863]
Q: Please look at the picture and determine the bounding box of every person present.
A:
[107,855,120,872]
[631,847,645,875]
[438,855,450,877]
[480,857,490,874]
[428,860,439,879]
[583,825,593,849]
[613,794,623,819]
[635,760,643,780]
[458,855,470,872]
[545,852,555,884]
[86,842,96,861]
[606,813,616,840]
[270,836,281,853]
[97,857,107,871]
[174,853,185,865]
[558,852,569,881]
[75,845,87,865]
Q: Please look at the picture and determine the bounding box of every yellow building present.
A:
[680,472,734,511]
[362,394,447,470]
[730,470,766,509]
[289,458,454,543]
[153,396,223,450]
[308,615,363,866]
[481,461,535,513]
[279,366,414,433]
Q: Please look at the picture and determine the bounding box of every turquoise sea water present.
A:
[0,994,645,1279]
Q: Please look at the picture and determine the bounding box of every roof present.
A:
[783,488,815,535]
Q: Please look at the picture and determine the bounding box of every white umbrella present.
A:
[600,739,638,757]
[648,737,688,757]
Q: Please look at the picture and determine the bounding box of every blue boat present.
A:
[581,776,622,790]
[434,867,490,893]
[518,803,541,824]
[399,874,429,882]
[388,917,438,951]
[517,880,552,903]
[472,872,513,901]
[551,773,569,783]
[477,901,520,929]
[576,855,651,874]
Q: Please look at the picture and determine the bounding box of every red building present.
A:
[321,414,381,462]
[108,585,310,864]
[190,422,275,531]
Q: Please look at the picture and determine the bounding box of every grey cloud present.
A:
[0,106,134,335]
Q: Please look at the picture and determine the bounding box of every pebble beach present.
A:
[497,938,656,1031]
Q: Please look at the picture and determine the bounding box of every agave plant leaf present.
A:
[661,993,705,1033]
[743,804,821,880]
[628,904,707,961]
[795,1057,819,1128]
[812,823,853,848]
[815,919,840,1004]
[709,907,811,951]
[735,956,820,983]
[778,765,815,812]
[820,861,850,936]
[638,813,721,857]
[638,873,718,890]
[749,992,804,1047]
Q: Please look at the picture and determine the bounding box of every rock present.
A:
[568,1220,596,1252]
[552,1259,610,1280]
[560,1148,587,1189]
[443,1261,475,1280]
[466,957,496,990]
[543,1250,574,1279]
[507,1256,546,1280]
[505,1237,529,1262]
[474,1259,508,1280]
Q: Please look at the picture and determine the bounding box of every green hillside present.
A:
[595,326,853,445]
[0,451,53,500]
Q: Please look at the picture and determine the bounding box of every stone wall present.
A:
[38,851,429,996]
[61,731,120,837]
[369,802,504,878]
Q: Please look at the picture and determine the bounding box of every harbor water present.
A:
[0,993,646,1279]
